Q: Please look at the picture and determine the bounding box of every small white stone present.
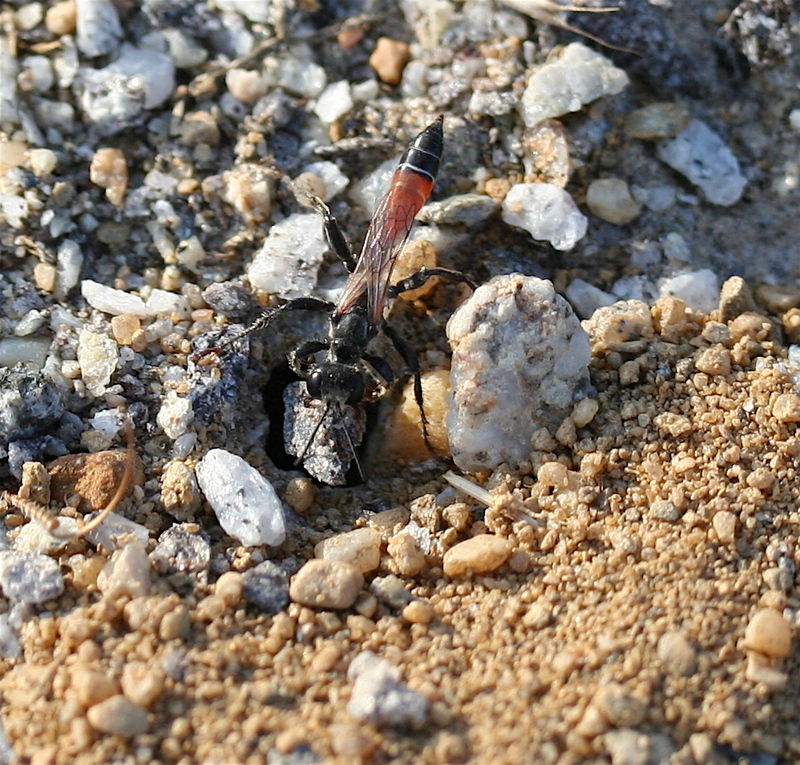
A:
[657,119,746,206]
[0,551,65,603]
[195,449,286,547]
[275,57,326,98]
[145,289,191,319]
[502,183,587,251]
[247,213,327,300]
[659,269,720,315]
[314,80,354,124]
[76,0,122,57]
[565,278,616,319]
[81,279,148,317]
[519,42,629,127]
[156,392,193,440]
[77,329,119,397]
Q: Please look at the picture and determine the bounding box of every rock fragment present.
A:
[501,182,587,251]
[442,535,513,577]
[743,609,792,659]
[0,551,65,603]
[519,42,629,127]
[315,528,382,573]
[369,37,410,84]
[195,449,286,547]
[657,119,747,206]
[586,178,641,225]
[447,274,590,471]
[241,561,290,614]
[97,543,152,600]
[346,651,430,730]
[86,695,148,737]
[289,559,363,610]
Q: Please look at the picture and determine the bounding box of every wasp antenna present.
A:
[341,411,365,484]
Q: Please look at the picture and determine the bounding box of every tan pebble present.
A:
[179,110,220,146]
[27,148,58,176]
[763,567,793,592]
[354,593,378,619]
[215,571,243,606]
[310,644,341,674]
[45,1,76,35]
[743,609,792,658]
[442,502,471,531]
[329,721,379,759]
[86,695,148,737]
[623,102,690,139]
[585,178,641,225]
[383,369,450,458]
[618,360,640,386]
[160,460,201,520]
[756,283,800,312]
[346,614,376,639]
[70,555,106,589]
[572,397,599,428]
[110,314,141,346]
[442,534,513,577]
[121,662,164,708]
[695,345,731,376]
[746,467,775,491]
[783,307,800,344]
[90,148,128,206]
[745,652,788,691]
[225,68,267,104]
[656,631,696,676]
[594,683,645,727]
[19,460,50,505]
[283,476,317,515]
[575,703,608,738]
[48,449,144,513]
[653,412,692,437]
[315,528,382,573]
[772,393,800,423]
[369,37,410,85]
[33,262,57,292]
[70,668,120,708]
[402,599,435,625]
[97,543,152,600]
[537,461,569,488]
[387,532,426,576]
[0,140,27,173]
[484,177,511,200]
[728,312,771,341]
[555,416,576,446]
[508,548,531,573]
[712,510,737,544]
[222,164,273,224]
[159,604,191,640]
[289,559,364,610]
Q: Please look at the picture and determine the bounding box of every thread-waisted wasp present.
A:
[196,116,474,481]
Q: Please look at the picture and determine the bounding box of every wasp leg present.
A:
[193,296,334,363]
[388,267,476,298]
[381,323,435,454]
[362,352,396,397]
[288,339,330,378]
[310,196,357,273]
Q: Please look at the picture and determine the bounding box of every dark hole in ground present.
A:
[262,360,377,486]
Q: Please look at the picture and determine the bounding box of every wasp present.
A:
[198,117,474,479]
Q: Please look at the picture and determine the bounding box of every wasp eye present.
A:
[306,364,364,406]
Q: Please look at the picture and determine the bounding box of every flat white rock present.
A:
[502,183,587,251]
[195,449,286,547]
